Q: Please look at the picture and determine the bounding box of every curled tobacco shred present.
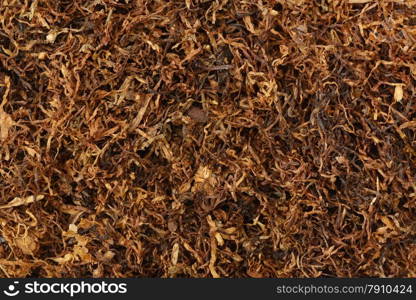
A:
[0,0,415,278]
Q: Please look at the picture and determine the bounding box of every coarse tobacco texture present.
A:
[0,0,415,278]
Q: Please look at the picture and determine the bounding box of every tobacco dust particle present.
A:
[187,106,208,123]
[168,219,178,232]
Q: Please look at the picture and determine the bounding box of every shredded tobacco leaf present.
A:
[0,0,415,277]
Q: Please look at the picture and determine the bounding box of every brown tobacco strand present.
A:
[201,65,233,71]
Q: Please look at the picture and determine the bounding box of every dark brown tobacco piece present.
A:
[0,0,415,278]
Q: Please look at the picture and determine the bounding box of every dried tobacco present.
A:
[0,0,415,278]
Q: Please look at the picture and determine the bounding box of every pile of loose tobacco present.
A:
[0,0,415,277]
